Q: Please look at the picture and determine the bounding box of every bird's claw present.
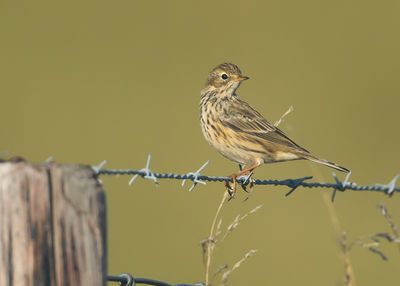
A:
[239,172,255,193]
[225,177,237,199]
[241,179,255,193]
[225,172,256,200]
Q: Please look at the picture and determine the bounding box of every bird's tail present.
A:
[303,154,350,173]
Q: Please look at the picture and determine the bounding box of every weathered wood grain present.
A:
[0,161,106,286]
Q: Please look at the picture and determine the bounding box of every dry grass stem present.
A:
[215,218,223,238]
[274,105,294,127]
[220,249,257,286]
[341,203,400,262]
[204,192,229,286]
[310,165,357,286]
[338,233,355,286]
[344,232,398,262]
[213,264,228,278]
[202,194,262,285]
[378,202,400,254]
[220,204,263,242]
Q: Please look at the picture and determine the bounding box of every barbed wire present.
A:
[94,155,399,201]
[107,273,204,286]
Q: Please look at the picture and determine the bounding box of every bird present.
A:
[199,63,349,196]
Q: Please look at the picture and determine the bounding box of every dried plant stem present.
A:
[378,202,400,255]
[274,106,294,127]
[205,192,229,286]
[221,249,257,285]
[310,165,357,286]
[220,204,263,242]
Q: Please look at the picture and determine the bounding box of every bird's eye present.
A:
[221,73,229,80]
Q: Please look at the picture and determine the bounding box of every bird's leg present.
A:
[237,164,250,192]
[225,161,262,197]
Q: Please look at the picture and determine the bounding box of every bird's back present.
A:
[200,92,309,165]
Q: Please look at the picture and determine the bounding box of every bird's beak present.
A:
[238,75,250,81]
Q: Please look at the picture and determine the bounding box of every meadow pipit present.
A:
[200,63,349,195]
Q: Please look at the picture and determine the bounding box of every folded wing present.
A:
[219,99,309,154]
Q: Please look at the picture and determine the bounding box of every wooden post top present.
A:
[0,160,107,286]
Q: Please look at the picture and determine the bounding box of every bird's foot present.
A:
[225,175,237,199]
[238,171,255,193]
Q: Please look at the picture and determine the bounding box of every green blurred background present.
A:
[1,0,399,285]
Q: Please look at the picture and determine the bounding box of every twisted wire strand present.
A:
[96,168,400,195]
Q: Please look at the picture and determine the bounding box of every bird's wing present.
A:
[219,99,309,153]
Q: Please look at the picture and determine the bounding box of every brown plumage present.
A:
[199,63,349,194]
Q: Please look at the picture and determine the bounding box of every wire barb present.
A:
[331,171,352,202]
[285,176,313,196]
[378,174,399,197]
[182,161,209,192]
[128,154,158,185]
[92,160,107,174]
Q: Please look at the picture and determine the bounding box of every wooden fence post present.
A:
[0,160,107,286]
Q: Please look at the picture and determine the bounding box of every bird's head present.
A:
[205,63,249,96]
